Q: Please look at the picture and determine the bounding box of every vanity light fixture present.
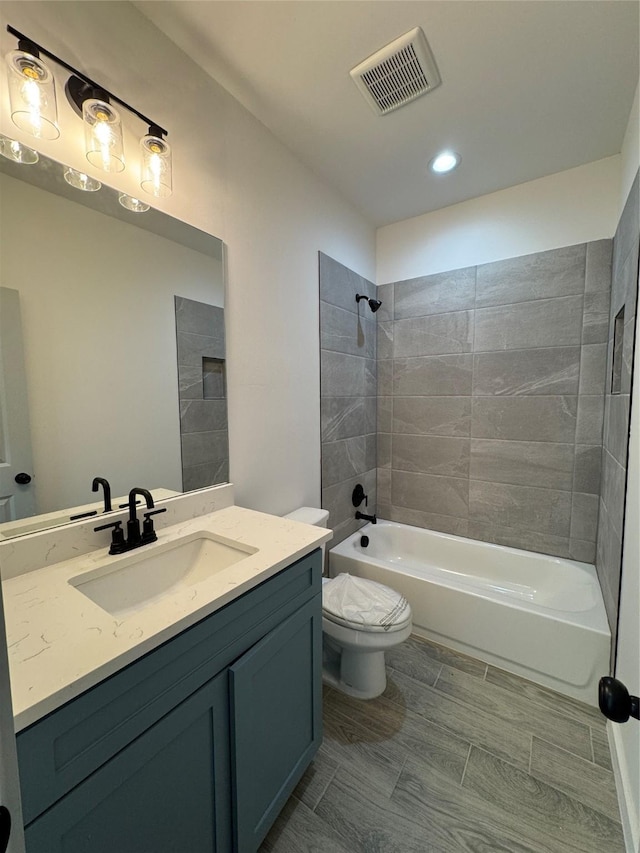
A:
[5,38,59,140]
[0,135,39,164]
[5,26,171,194]
[429,150,461,174]
[63,167,101,192]
[118,193,150,213]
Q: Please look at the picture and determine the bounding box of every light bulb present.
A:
[83,99,124,173]
[140,133,172,198]
[5,49,59,140]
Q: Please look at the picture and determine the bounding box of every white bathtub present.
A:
[329,520,610,706]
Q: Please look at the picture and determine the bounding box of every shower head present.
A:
[355,294,383,313]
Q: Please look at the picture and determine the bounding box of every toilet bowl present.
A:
[322,574,412,699]
[283,507,412,700]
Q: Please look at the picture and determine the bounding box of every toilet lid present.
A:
[322,573,411,632]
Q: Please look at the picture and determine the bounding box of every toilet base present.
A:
[322,637,388,700]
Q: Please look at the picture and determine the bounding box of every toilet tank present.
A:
[283,507,331,568]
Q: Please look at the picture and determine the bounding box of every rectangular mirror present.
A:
[0,150,227,538]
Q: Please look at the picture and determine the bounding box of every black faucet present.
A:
[355,510,377,524]
[92,477,112,513]
[94,487,166,555]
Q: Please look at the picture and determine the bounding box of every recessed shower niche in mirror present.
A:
[175,296,228,490]
[0,150,226,538]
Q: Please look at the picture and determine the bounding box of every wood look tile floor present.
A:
[260,635,625,853]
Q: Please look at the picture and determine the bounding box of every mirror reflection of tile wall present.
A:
[596,170,639,667]
[175,297,229,490]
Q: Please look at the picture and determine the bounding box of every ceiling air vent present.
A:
[350,27,441,116]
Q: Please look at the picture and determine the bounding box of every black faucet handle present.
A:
[94,520,126,554]
[143,508,167,520]
[142,507,167,543]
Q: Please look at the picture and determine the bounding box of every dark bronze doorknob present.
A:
[0,806,11,853]
[599,677,640,723]
[14,472,32,485]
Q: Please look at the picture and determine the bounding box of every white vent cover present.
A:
[350,27,441,116]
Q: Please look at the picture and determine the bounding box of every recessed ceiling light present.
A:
[429,150,460,174]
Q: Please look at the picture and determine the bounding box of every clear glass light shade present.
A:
[0,136,39,164]
[63,167,101,192]
[6,49,59,140]
[118,193,149,213]
[140,134,172,198]
[83,99,125,173]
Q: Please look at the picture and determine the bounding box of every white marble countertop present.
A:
[3,506,331,732]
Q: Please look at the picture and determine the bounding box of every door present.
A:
[0,289,35,523]
[0,579,25,853]
[231,597,322,853]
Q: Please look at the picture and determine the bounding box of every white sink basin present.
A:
[69,532,257,618]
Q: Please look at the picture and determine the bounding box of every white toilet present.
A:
[284,507,412,700]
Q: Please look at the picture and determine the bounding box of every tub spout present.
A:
[355,511,377,524]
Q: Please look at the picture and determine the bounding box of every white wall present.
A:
[0,1,376,516]
[0,172,222,513]
[612,81,640,853]
[376,156,621,282]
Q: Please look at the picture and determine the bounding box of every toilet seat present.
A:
[323,608,412,633]
[322,573,411,633]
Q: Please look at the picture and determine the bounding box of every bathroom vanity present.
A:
[1,500,329,853]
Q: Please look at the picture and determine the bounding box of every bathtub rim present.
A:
[330,519,610,635]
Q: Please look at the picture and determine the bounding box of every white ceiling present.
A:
[137,1,640,227]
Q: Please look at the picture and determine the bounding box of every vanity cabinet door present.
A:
[230,595,322,853]
[24,672,231,853]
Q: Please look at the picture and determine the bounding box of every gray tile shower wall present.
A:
[596,171,639,650]
[320,253,377,547]
[175,296,229,490]
[378,242,614,561]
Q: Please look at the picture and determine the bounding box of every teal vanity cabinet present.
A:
[16,549,322,853]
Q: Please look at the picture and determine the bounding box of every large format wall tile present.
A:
[471,396,577,442]
[392,435,470,478]
[582,292,611,345]
[476,244,586,308]
[576,396,605,445]
[321,350,376,397]
[320,301,376,359]
[391,470,469,519]
[322,435,377,489]
[394,355,473,396]
[585,241,613,294]
[469,481,572,538]
[319,252,376,313]
[579,344,608,394]
[393,267,476,319]
[469,439,574,490]
[474,296,583,352]
[321,396,376,442]
[468,521,571,560]
[473,347,580,396]
[393,310,474,357]
[393,396,471,436]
